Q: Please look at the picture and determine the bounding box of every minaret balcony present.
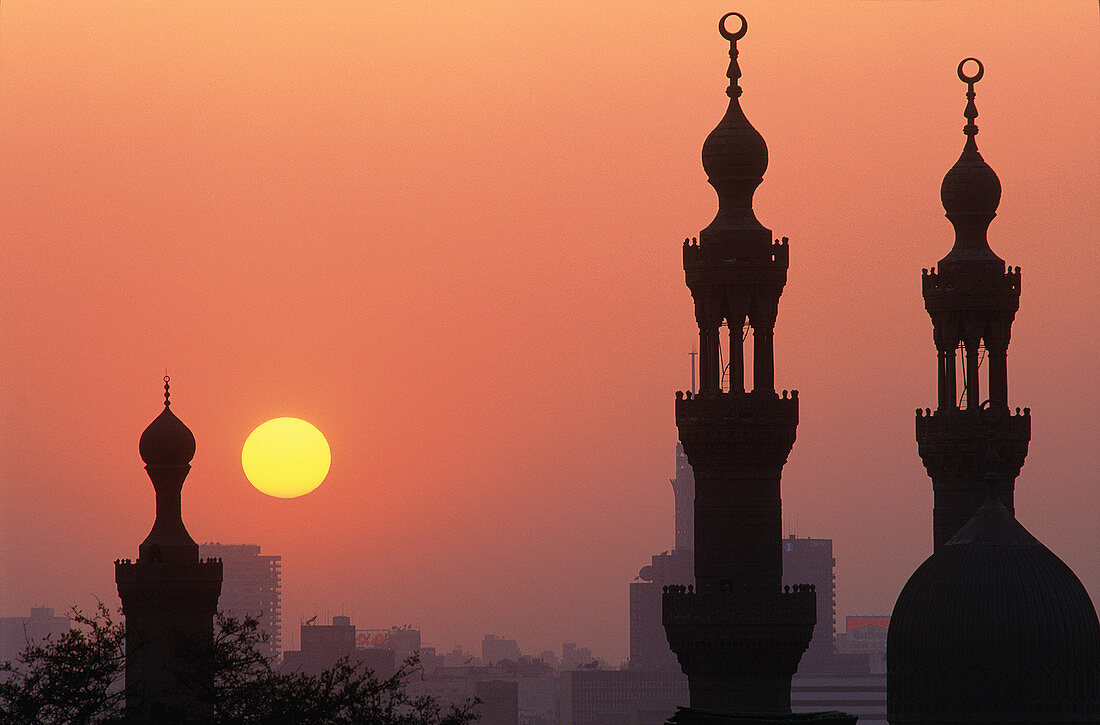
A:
[662,584,816,685]
[915,406,1030,482]
[116,557,224,590]
[921,265,1021,311]
[683,236,790,286]
[663,583,815,627]
[676,390,798,470]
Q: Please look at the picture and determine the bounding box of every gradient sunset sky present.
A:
[1,1,1096,662]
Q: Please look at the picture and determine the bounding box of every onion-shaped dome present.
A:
[888,497,1100,722]
[940,142,1001,221]
[138,377,196,466]
[699,13,770,241]
[939,58,1004,265]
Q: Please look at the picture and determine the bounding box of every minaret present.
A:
[916,59,1030,552]
[889,61,1100,721]
[662,13,821,717]
[116,377,222,721]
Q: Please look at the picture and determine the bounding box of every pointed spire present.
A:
[959,57,983,149]
[719,12,748,99]
[700,11,770,247]
[940,58,1002,263]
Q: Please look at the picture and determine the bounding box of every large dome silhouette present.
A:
[888,497,1100,722]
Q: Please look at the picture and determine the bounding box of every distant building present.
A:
[476,679,520,725]
[559,669,688,725]
[781,535,836,668]
[407,662,528,725]
[484,634,521,664]
[837,616,888,661]
[355,625,421,666]
[791,673,886,725]
[281,615,395,679]
[386,626,421,662]
[199,543,282,660]
[628,445,692,671]
[0,607,70,667]
[562,642,598,671]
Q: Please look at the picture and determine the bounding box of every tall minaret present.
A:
[916,59,1030,552]
[116,378,222,721]
[662,13,820,717]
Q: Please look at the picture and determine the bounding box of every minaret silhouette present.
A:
[662,15,851,722]
[888,58,1099,724]
[915,59,1030,552]
[115,377,222,721]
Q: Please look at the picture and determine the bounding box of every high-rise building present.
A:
[782,536,836,667]
[660,16,851,723]
[199,542,282,660]
[115,379,222,721]
[888,59,1099,723]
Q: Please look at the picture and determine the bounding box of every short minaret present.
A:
[916,59,1030,552]
[663,14,829,719]
[116,378,222,721]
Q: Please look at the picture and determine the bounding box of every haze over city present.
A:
[1,0,1096,664]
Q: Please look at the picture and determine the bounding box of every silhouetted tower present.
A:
[889,58,1100,725]
[116,378,222,721]
[663,14,817,716]
[916,59,1030,552]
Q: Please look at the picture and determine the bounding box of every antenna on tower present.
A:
[689,348,698,394]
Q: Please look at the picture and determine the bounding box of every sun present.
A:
[242,418,331,498]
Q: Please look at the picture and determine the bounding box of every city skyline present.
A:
[1,2,1097,663]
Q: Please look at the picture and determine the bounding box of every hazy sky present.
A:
[1,2,1096,662]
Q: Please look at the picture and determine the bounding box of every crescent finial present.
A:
[719,12,747,42]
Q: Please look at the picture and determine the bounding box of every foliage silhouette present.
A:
[0,606,478,725]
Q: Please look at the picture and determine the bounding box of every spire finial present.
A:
[958,58,984,146]
[163,375,171,407]
[719,12,747,99]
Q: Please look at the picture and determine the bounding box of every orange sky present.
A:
[1,1,1097,662]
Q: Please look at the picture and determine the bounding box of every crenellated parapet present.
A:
[663,583,816,624]
[921,264,1020,294]
[663,584,816,713]
[916,406,1030,482]
[115,557,222,610]
[922,264,1021,329]
[676,390,797,471]
[683,236,789,311]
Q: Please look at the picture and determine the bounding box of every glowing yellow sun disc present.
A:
[242,418,330,498]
